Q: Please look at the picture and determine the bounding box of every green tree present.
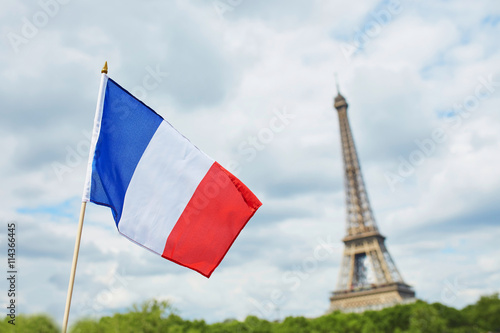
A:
[64,293,500,333]
[70,299,175,333]
[243,315,272,333]
[275,316,311,333]
[462,293,500,332]
[209,318,250,333]
[431,302,471,331]
[408,303,446,333]
[371,303,414,332]
[69,317,101,333]
[361,318,380,333]
[0,314,59,333]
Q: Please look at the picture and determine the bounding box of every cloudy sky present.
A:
[1,0,499,327]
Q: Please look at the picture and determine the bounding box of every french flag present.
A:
[82,74,262,277]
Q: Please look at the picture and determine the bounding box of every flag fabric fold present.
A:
[83,74,262,277]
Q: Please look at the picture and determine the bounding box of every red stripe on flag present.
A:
[162,162,262,277]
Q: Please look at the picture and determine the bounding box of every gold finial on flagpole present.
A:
[101,61,108,74]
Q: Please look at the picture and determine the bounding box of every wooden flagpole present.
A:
[61,62,108,333]
[62,202,87,333]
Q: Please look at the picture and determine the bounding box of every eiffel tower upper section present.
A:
[334,92,379,239]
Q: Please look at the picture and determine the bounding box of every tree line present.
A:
[1,293,499,332]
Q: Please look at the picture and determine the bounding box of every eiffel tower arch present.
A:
[329,89,415,313]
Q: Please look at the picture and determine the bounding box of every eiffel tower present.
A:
[329,86,415,312]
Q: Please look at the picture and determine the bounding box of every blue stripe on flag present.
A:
[90,78,163,225]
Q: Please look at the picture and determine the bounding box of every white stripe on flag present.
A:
[118,121,214,255]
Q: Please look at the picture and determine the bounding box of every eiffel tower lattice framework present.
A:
[329,90,415,313]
